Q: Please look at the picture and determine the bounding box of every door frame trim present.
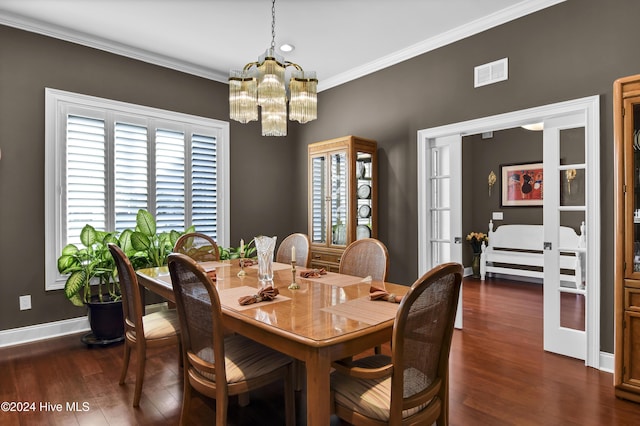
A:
[417,95,600,368]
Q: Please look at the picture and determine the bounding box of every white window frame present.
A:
[44,88,230,291]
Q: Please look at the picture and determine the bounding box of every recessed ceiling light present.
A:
[521,122,544,131]
[279,43,295,53]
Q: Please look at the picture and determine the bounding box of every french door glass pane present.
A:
[431,241,451,265]
[431,209,451,240]
[559,211,586,330]
[431,177,450,208]
[430,144,452,267]
[559,126,586,208]
[559,127,585,165]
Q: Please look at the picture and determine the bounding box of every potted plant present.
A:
[57,224,124,342]
[57,209,192,344]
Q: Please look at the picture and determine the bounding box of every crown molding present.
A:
[1,0,564,91]
[0,10,229,83]
[318,0,565,91]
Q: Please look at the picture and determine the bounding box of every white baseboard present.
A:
[0,303,169,348]
[0,316,90,348]
[599,351,614,373]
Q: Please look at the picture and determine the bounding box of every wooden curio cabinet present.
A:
[308,136,377,272]
[614,74,640,403]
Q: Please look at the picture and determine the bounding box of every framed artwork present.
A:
[500,162,544,207]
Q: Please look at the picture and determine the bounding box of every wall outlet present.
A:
[492,211,504,221]
[19,295,31,311]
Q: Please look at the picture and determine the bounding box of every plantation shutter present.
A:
[66,114,106,245]
[155,128,185,233]
[114,121,148,231]
[46,88,229,292]
[65,118,220,239]
[192,133,218,238]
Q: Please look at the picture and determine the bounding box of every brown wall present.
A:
[463,128,542,265]
[0,26,297,330]
[1,0,638,354]
[293,0,640,353]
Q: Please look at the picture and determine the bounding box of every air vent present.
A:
[474,58,508,88]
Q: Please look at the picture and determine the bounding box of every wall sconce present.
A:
[566,169,576,194]
[488,170,496,196]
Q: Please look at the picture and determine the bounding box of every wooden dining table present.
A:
[136,259,408,425]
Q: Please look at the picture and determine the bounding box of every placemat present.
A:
[321,297,399,324]
[219,286,291,311]
[301,272,369,287]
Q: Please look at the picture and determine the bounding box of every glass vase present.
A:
[255,235,277,284]
[472,252,481,278]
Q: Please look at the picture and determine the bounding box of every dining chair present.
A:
[340,238,390,354]
[107,243,181,407]
[276,232,311,267]
[339,238,389,282]
[330,262,463,426]
[167,253,296,426]
[173,232,220,262]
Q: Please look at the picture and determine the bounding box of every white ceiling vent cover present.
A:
[474,58,508,88]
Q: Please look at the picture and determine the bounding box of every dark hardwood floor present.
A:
[1,277,639,425]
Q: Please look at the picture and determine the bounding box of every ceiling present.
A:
[0,0,563,91]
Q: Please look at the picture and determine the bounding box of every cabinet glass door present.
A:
[356,151,373,240]
[310,155,326,244]
[331,151,347,245]
[627,99,640,277]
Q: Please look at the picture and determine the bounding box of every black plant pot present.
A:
[84,297,124,345]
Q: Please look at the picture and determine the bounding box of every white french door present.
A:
[419,134,463,328]
[542,113,588,360]
[417,95,600,368]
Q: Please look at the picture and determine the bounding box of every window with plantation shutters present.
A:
[45,89,229,291]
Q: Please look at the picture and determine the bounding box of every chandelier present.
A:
[229,0,318,137]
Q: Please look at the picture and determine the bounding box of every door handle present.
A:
[454,237,462,244]
[544,242,552,250]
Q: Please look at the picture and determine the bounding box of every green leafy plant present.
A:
[57,225,121,307]
[219,238,256,260]
[57,209,193,307]
[128,209,194,268]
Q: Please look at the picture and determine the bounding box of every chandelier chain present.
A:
[270,0,276,51]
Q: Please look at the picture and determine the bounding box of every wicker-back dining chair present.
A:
[173,232,220,262]
[330,262,463,425]
[339,238,389,282]
[167,253,296,426]
[107,243,180,407]
[340,238,390,355]
[276,233,311,267]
